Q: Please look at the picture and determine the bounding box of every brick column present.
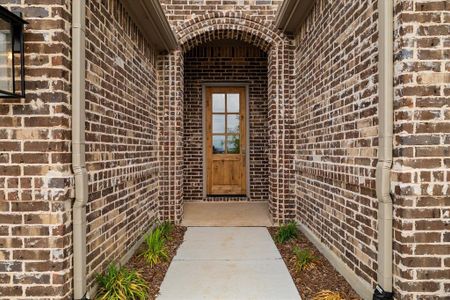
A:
[158,50,184,223]
[267,40,295,224]
[392,0,450,297]
[0,2,72,298]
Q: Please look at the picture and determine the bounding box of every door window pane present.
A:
[227,135,240,154]
[212,114,225,133]
[212,135,225,154]
[227,93,240,113]
[212,94,225,112]
[227,114,240,133]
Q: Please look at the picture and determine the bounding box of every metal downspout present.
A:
[72,0,88,299]
[374,0,394,299]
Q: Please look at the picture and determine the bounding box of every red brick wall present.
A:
[0,1,73,298]
[294,0,379,290]
[392,0,450,298]
[84,0,160,291]
[184,42,269,201]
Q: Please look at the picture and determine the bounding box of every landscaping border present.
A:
[298,223,372,299]
[89,220,158,298]
[126,226,187,299]
[120,221,159,266]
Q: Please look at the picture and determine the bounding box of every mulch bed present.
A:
[127,226,186,300]
[268,228,361,300]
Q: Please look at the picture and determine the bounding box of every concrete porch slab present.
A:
[158,227,300,300]
[181,202,273,227]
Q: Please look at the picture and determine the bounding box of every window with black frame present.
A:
[0,6,27,98]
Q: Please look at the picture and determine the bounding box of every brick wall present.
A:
[184,41,269,201]
[294,0,379,290]
[160,0,282,26]
[5,0,447,298]
[0,0,162,298]
[84,0,160,291]
[0,1,73,299]
[294,0,450,298]
[392,0,450,298]
[0,0,293,296]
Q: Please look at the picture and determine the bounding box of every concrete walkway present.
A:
[158,227,301,300]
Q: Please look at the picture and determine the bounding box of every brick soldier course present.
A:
[0,0,448,299]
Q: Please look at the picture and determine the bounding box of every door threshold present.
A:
[205,195,249,202]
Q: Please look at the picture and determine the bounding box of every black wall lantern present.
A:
[0,6,27,98]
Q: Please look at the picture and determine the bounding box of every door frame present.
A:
[202,83,250,199]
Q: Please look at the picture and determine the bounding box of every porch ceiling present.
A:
[121,0,178,51]
[275,0,315,34]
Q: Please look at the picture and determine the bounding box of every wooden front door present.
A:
[206,87,246,195]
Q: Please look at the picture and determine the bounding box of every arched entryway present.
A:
[158,12,294,225]
[183,39,269,204]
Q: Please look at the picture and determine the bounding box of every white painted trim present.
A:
[201,83,251,199]
[297,223,373,300]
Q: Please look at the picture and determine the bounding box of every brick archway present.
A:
[177,12,284,52]
[158,12,294,224]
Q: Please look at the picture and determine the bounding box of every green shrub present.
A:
[141,227,168,267]
[159,221,174,240]
[96,264,147,300]
[293,246,317,272]
[275,221,298,243]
